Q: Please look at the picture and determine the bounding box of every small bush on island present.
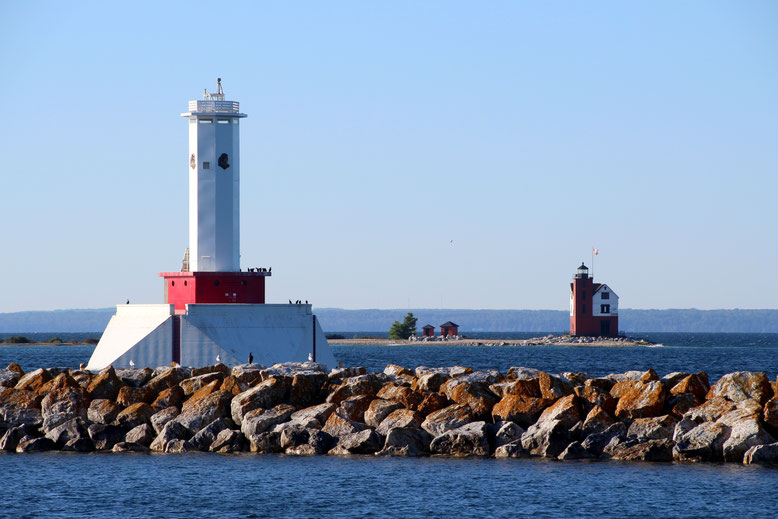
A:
[83,337,99,345]
[43,337,63,344]
[3,336,31,344]
[326,334,345,340]
[389,312,418,340]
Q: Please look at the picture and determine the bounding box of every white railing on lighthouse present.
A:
[188,100,240,113]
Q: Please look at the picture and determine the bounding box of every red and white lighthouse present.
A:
[569,263,619,337]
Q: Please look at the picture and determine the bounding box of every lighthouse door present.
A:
[600,320,611,336]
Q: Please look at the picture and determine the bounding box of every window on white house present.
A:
[602,292,610,300]
[601,304,610,314]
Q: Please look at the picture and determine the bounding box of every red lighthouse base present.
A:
[159,271,269,313]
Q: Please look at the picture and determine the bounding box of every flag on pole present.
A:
[593,248,599,255]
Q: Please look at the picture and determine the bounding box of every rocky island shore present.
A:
[2,362,778,465]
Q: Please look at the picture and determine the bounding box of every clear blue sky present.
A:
[1,1,776,313]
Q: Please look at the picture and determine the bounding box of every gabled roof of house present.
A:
[422,324,435,329]
[441,321,459,327]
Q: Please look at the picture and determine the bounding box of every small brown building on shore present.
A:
[422,324,435,337]
[440,321,459,337]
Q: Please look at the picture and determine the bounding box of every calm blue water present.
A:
[2,332,778,518]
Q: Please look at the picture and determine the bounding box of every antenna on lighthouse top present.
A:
[203,78,225,101]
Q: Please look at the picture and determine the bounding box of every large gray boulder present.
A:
[430,421,491,457]
[45,417,89,447]
[376,427,432,457]
[125,424,155,446]
[150,420,192,452]
[744,442,778,465]
[88,424,126,451]
[231,378,290,425]
[421,404,473,437]
[673,422,731,461]
[240,404,295,436]
[190,418,236,451]
[329,429,383,455]
[150,406,180,435]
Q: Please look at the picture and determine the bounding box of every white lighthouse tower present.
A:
[185,78,244,272]
[86,80,335,370]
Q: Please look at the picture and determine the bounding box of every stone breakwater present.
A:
[2,362,778,465]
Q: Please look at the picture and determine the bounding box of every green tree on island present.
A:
[388,312,418,340]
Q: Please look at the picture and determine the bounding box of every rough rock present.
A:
[492,393,554,428]
[421,404,474,437]
[667,394,703,418]
[430,421,491,457]
[125,423,155,446]
[289,403,336,428]
[289,372,328,407]
[413,372,448,392]
[582,405,617,435]
[506,367,541,381]
[150,406,180,434]
[329,429,383,455]
[176,389,233,434]
[116,403,155,429]
[16,436,56,453]
[191,363,231,378]
[180,372,223,396]
[0,369,21,388]
[87,399,121,425]
[706,371,773,405]
[86,367,123,400]
[365,399,405,428]
[329,366,367,381]
[209,429,246,453]
[605,371,645,384]
[88,424,126,450]
[116,386,156,407]
[764,396,778,429]
[0,426,26,451]
[165,439,198,453]
[538,372,574,400]
[494,421,525,448]
[41,387,89,432]
[144,366,191,394]
[46,417,89,446]
[337,395,374,423]
[376,409,424,436]
[220,376,248,396]
[62,437,94,452]
[190,417,235,451]
[0,388,44,428]
[231,378,290,425]
[231,364,265,386]
[326,374,383,404]
[240,404,296,436]
[321,410,369,438]
[614,380,667,420]
[558,441,595,460]
[15,368,52,393]
[248,431,284,453]
[520,395,583,458]
[685,396,736,423]
[417,392,449,416]
[150,420,192,452]
[415,366,472,379]
[608,439,674,461]
[670,373,710,400]
[673,422,731,461]
[377,383,424,410]
[721,417,775,462]
[627,415,678,441]
[743,442,778,465]
[112,442,150,453]
[377,427,433,457]
[115,368,153,387]
[151,385,185,411]
[494,440,529,458]
[575,385,617,414]
[440,379,498,420]
[38,373,81,395]
[581,422,627,457]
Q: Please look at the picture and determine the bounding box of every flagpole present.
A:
[591,247,594,279]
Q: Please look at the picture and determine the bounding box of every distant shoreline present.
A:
[329,335,655,347]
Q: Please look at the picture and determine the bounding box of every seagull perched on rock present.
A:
[129,360,135,368]
[308,353,313,362]
[216,354,221,363]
